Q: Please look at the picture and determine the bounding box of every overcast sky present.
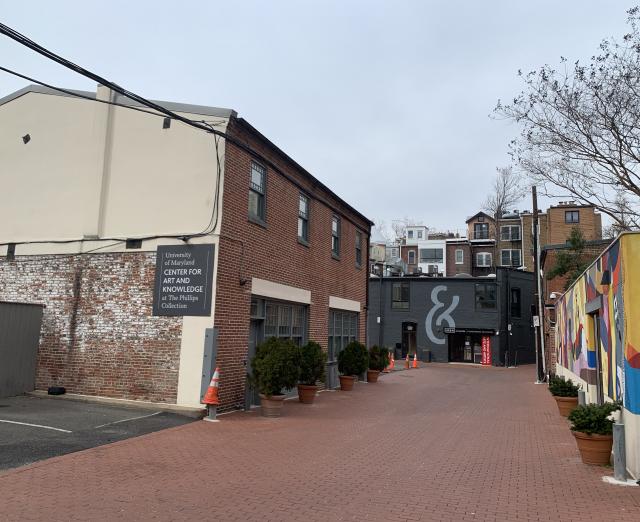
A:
[1,1,633,236]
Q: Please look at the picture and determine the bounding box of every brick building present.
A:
[0,85,372,411]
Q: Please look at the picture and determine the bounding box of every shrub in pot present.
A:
[367,346,389,383]
[568,401,621,465]
[548,375,580,417]
[250,337,299,417]
[337,341,369,391]
[297,341,327,404]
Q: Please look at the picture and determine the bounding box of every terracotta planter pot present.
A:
[259,394,286,417]
[339,375,356,391]
[297,384,318,404]
[572,431,613,465]
[554,396,579,417]
[367,370,380,383]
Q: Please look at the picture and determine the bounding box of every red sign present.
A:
[481,336,491,366]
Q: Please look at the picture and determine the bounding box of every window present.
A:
[249,161,266,222]
[500,225,521,241]
[474,223,489,239]
[355,230,363,267]
[475,252,492,267]
[417,230,423,239]
[328,310,358,363]
[500,249,522,267]
[407,230,414,239]
[565,210,580,223]
[391,282,410,309]
[408,250,416,264]
[263,300,307,346]
[298,194,309,243]
[331,216,341,257]
[390,247,399,258]
[455,249,464,264]
[419,248,443,263]
[511,288,521,318]
[475,283,497,309]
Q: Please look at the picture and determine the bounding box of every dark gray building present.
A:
[368,268,535,366]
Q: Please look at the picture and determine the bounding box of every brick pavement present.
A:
[1,364,639,521]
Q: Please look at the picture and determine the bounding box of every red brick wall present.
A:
[445,243,471,276]
[214,118,371,411]
[0,253,182,402]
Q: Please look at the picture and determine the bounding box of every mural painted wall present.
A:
[555,234,640,414]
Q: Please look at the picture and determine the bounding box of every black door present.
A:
[401,322,417,359]
[245,318,263,409]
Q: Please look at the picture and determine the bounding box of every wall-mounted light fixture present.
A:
[22,134,30,144]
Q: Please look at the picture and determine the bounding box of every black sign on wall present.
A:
[152,244,215,316]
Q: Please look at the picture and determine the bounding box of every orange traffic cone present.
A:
[202,367,220,406]
[389,353,395,371]
[405,354,410,369]
[412,353,418,369]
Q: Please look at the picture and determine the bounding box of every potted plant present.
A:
[297,341,327,404]
[250,337,299,417]
[367,346,389,383]
[337,341,368,391]
[568,401,621,465]
[548,375,580,416]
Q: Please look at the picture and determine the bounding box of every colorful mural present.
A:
[555,234,640,415]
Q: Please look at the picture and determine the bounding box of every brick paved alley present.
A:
[1,364,639,521]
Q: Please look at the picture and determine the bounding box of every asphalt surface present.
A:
[0,395,195,471]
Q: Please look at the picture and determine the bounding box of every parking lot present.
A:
[0,395,195,471]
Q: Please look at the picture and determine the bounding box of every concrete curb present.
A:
[26,390,206,419]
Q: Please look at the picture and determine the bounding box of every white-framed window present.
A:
[298,193,309,243]
[407,230,414,239]
[249,161,266,222]
[476,252,492,267]
[565,210,580,224]
[500,225,521,241]
[408,250,416,264]
[455,249,464,264]
[417,230,423,239]
[501,249,522,267]
[332,216,341,257]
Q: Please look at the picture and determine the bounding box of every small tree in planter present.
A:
[297,341,327,404]
[367,346,389,383]
[568,401,621,465]
[548,375,580,417]
[250,337,299,417]
[337,341,368,391]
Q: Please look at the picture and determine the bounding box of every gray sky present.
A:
[1,1,633,235]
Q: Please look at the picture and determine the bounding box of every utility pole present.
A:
[532,186,545,382]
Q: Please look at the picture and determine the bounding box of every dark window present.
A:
[474,223,489,239]
[392,282,410,309]
[475,252,492,267]
[417,230,423,239]
[565,210,580,224]
[475,283,497,309]
[332,216,341,257]
[263,300,307,346]
[500,225,521,241]
[328,310,358,363]
[408,250,416,264]
[249,162,266,222]
[419,248,443,263]
[355,230,362,267]
[501,249,522,267]
[298,194,309,243]
[407,230,414,239]
[511,288,521,318]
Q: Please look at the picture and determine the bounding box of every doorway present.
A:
[245,318,263,409]
[401,322,417,359]
[448,333,482,363]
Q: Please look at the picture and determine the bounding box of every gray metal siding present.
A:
[0,302,44,397]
